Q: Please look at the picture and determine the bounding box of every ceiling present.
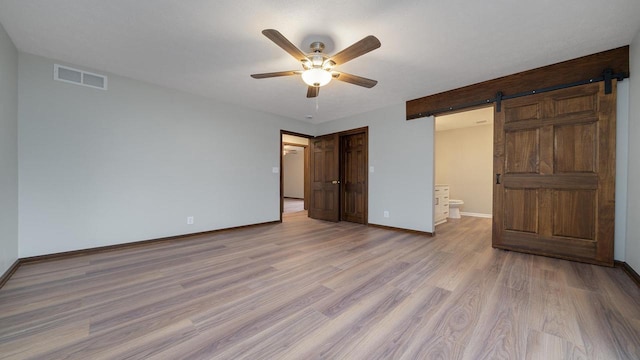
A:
[0,1,638,124]
[435,107,494,132]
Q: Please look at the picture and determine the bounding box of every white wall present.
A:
[316,104,435,233]
[0,23,19,274]
[435,124,493,215]
[625,31,640,273]
[7,47,637,264]
[615,80,629,261]
[283,148,304,198]
[18,53,314,257]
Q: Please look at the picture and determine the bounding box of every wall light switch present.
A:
[369,166,375,173]
[272,167,279,174]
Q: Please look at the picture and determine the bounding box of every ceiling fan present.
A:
[251,29,381,98]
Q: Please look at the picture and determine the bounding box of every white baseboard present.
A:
[460,212,493,218]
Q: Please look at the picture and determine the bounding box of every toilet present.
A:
[448,199,464,219]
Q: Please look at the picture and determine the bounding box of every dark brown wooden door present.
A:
[493,81,616,266]
[341,133,367,224]
[309,134,340,222]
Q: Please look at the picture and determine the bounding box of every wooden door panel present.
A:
[553,92,597,116]
[554,123,597,173]
[313,151,323,182]
[504,189,538,233]
[552,190,596,240]
[493,81,615,266]
[505,129,539,174]
[505,102,541,122]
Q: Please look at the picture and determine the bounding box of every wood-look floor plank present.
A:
[391,250,453,293]
[528,270,585,348]
[0,215,638,359]
[0,320,90,360]
[317,260,411,318]
[426,267,501,347]
[399,334,466,360]
[565,261,602,292]
[426,249,480,291]
[91,318,199,360]
[209,308,328,360]
[279,285,410,360]
[592,265,640,321]
[347,285,451,359]
[525,330,587,360]
[569,288,632,359]
[180,285,334,359]
[462,284,530,359]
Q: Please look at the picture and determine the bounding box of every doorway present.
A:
[282,142,308,213]
[434,107,494,227]
[281,131,312,221]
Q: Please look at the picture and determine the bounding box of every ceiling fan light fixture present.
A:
[251,30,381,96]
[302,68,332,87]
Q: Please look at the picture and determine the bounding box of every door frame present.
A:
[280,130,313,222]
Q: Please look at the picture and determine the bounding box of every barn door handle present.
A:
[496,174,501,184]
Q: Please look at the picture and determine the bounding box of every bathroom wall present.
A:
[282,134,308,199]
[283,147,304,198]
[435,123,493,216]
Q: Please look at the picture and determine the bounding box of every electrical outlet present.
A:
[187,216,194,225]
[383,211,389,218]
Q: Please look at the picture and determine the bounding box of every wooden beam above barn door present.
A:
[406,46,629,120]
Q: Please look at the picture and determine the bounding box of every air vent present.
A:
[54,64,108,90]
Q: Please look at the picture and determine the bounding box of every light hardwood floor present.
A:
[1,213,639,359]
[283,198,304,213]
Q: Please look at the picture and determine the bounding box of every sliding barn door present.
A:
[493,81,616,266]
[309,134,340,222]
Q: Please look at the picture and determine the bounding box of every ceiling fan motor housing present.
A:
[309,41,325,53]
